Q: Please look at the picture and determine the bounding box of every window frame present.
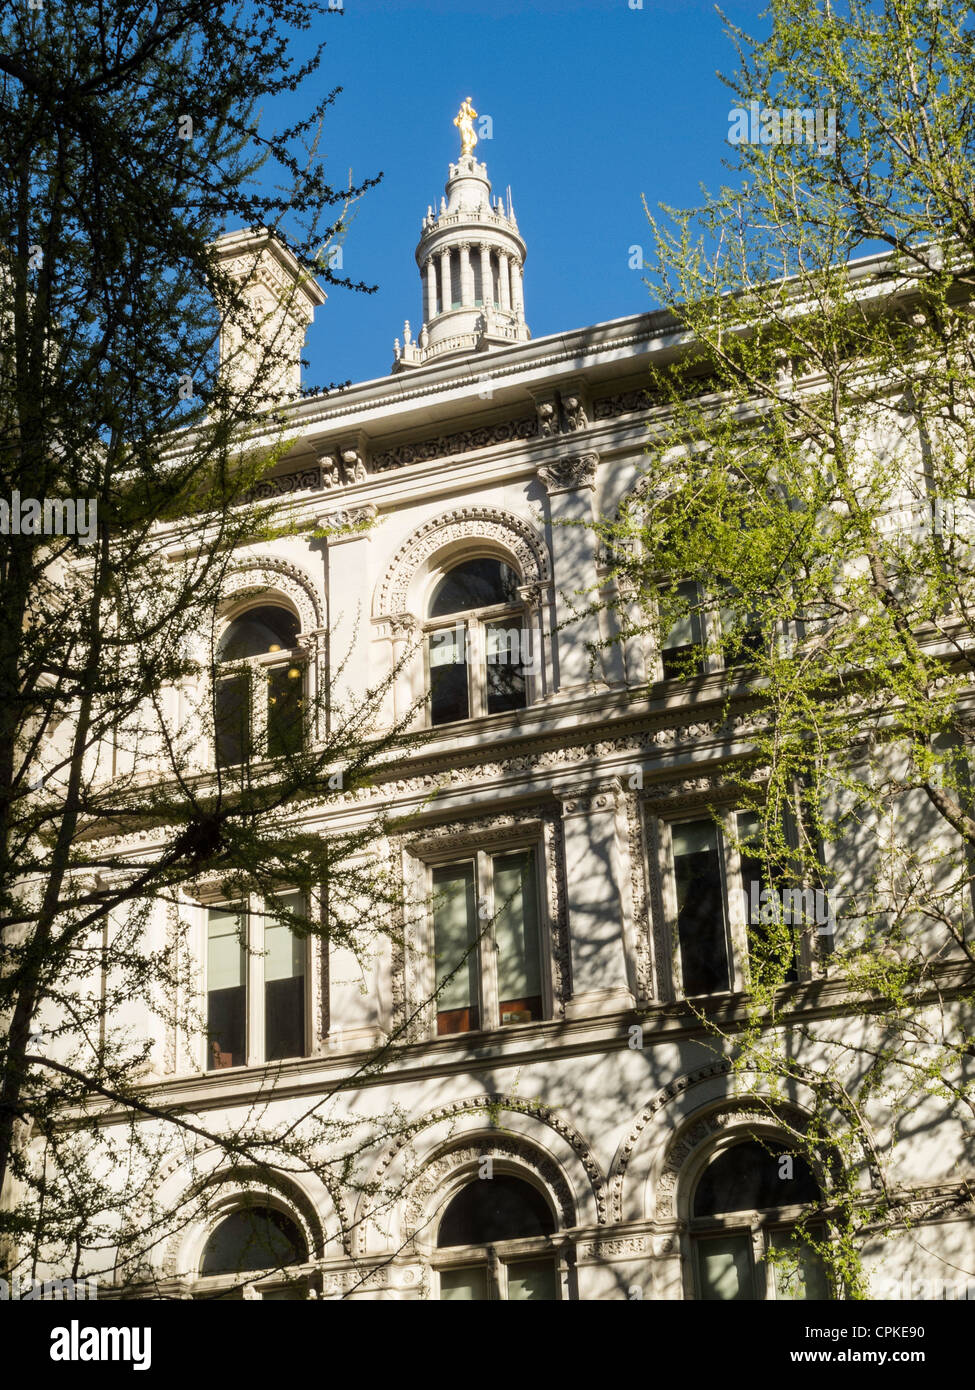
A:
[422,563,532,727]
[658,806,812,1001]
[214,603,307,767]
[424,840,550,1038]
[652,579,767,684]
[685,1136,832,1302]
[202,891,312,1072]
[433,1236,566,1301]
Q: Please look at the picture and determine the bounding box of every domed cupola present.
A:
[392,99,530,371]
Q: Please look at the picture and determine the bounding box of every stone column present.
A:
[556,782,636,1018]
[510,258,525,318]
[390,612,420,727]
[498,251,511,311]
[537,453,605,692]
[478,243,492,308]
[424,258,437,323]
[459,243,474,307]
[439,247,453,311]
[320,503,377,719]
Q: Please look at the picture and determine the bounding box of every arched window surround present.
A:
[677,1126,831,1302]
[422,1158,567,1302]
[213,597,307,766]
[372,508,554,727]
[187,1190,318,1301]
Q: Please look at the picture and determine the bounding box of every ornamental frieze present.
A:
[372,414,539,471]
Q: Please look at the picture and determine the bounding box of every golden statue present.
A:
[454,97,478,157]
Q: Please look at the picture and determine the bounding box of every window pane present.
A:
[264,894,306,1062]
[493,851,542,1024]
[673,819,731,995]
[218,605,300,661]
[507,1259,558,1301]
[738,812,798,984]
[437,1177,555,1247]
[439,1266,489,1301]
[769,1230,830,1300]
[429,627,469,725]
[696,1233,754,1300]
[429,558,520,617]
[660,581,705,679]
[693,1140,820,1216]
[267,664,304,758]
[485,621,527,714]
[719,587,763,667]
[200,1207,306,1276]
[207,907,245,1069]
[215,673,249,767]
[433,864,479,1033]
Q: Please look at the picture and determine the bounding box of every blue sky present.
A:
[266,0,768,390]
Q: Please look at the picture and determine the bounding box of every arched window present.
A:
[434,1173,559,1301]
[425,557,529,726]
[197,1205,309,1299]
[690,1138,830,1301]
[215,604,304,766]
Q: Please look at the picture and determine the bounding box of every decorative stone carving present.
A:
[576,1235,650,1259]
[371,415,538,472]
[318,503,378,534]
[376,505,550,617]
[561,394,588,432]
[244,465,324,503]
[360,1093,606,1257]
[537,453,598,494]
[593,387,654,420]
[220,555,323,634]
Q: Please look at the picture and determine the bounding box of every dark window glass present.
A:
[738,813,799,984]
[429,558,520,618]
[437,1176,555,1247]
[661,581,706,680]
[267,664,304,757]
[693,1141,820,1217]
[429,627,470,725]
[200,1207,306,1276]
[207,906,246,1069]
[720,588,764,668]
[218,605,299,661]
[485,620,527,715]
[264,894,306,1062]
[673,819,731,995]
[215,673,249,768]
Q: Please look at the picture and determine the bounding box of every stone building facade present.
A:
[44,126,975,1301]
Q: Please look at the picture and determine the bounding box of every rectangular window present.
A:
[429,626,470,725]
[485,621,527,715]
[738,812,798,985]
[264,893,306,1061]
[696,1232,754,1301]
[672,819,731,996]
[207,906,246,1069]
[439,1266,490,1300]
[206,896,308,1070]
[719,588,764,668]
[215,674,250,768]
[266,665,304,758]
[768,1230,830,1300]
[660,581,706,680]
[429,846,545,1035]
[493,851,542,1023]
[433,863,480,1034]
